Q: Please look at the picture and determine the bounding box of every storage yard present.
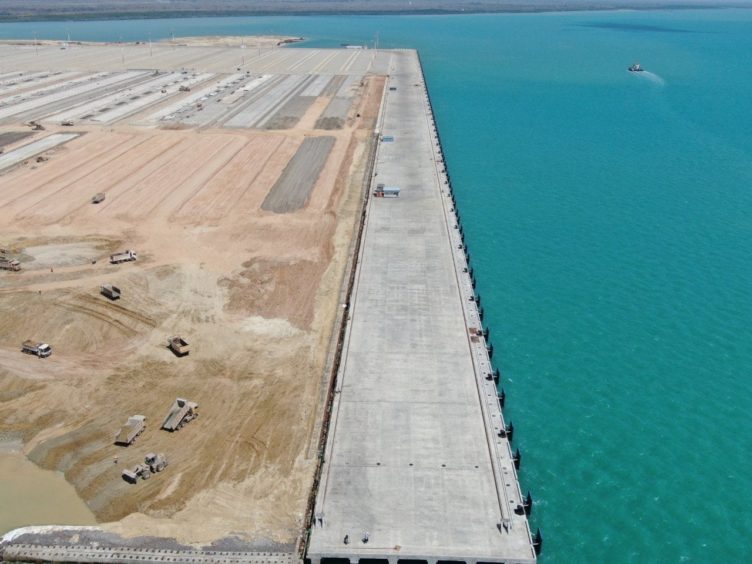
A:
[0,40,390,547]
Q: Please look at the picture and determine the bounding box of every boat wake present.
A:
[637,71,665,86]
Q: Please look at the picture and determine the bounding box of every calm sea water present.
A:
[2,9,751,562]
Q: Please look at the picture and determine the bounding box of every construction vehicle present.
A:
[28,121,45,131]
[121,453,167,483]
[114,415,146,446]
[374,184,400,198]
[161,398,198,431]
[91,192,105,204]
[21,340,52,358]
[168,336,190,357]
[121,465,147,483]
[0,257,21,271]
[110,250,137,264]
[61,120,74,126]
[145,452,168,473]
[100,284,121,300]
[179,85,191,92]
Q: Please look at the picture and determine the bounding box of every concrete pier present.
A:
[306,50,536,564]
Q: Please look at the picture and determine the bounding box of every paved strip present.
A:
[224,74,308,128]
[0,131,33,149]
[261,136,335,212]
[0,71,146,121]
[300,74,334,98]
[264,95,317,130]
[334,74,361,98]
[0,45,394,76]
[91,73,213,124]
[0,71,51,95]
[0,133,79,171]
[49,72,183,122]
[147,73,244,122]
[0,72,107,107]
[0,71,81,99]
[306,49,537,564]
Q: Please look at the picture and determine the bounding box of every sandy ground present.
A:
[0,73,385,546]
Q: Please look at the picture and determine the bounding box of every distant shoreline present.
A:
[0,4,750,24]
[0,35,304,47]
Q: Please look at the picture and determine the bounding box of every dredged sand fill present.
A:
[0,41,387,546]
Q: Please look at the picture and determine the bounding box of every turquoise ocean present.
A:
[1,9,751,562]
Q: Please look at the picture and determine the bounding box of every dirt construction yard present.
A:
[0,56,386,546]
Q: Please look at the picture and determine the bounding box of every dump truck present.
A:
[161,398,198,431]
[114,415,146,446]
[0,257,21,271]
[22,340,52,358]
[91,192,105,204]
[110,250,137,264]
[121,453,168,484]
[100,284,121,300]
[168,336,190,357]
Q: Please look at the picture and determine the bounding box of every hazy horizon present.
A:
[2,0,752,22]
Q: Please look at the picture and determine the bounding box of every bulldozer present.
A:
[145,452,168,473]
[121,452,168,484]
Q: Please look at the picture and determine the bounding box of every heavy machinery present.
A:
[121,465,147,484]
[161,398,198,431]
[114,415,146,446]
[145,452,168,473]
[100,284,121,300]
[373,184,400,198]
[0,256,21,271]
[21,340,52,358]
[121,453,168,483]
[168,336,190,357]
[110,250,137,264]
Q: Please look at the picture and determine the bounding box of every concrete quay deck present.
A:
[306,50,536,564]
[1,544,294,564]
